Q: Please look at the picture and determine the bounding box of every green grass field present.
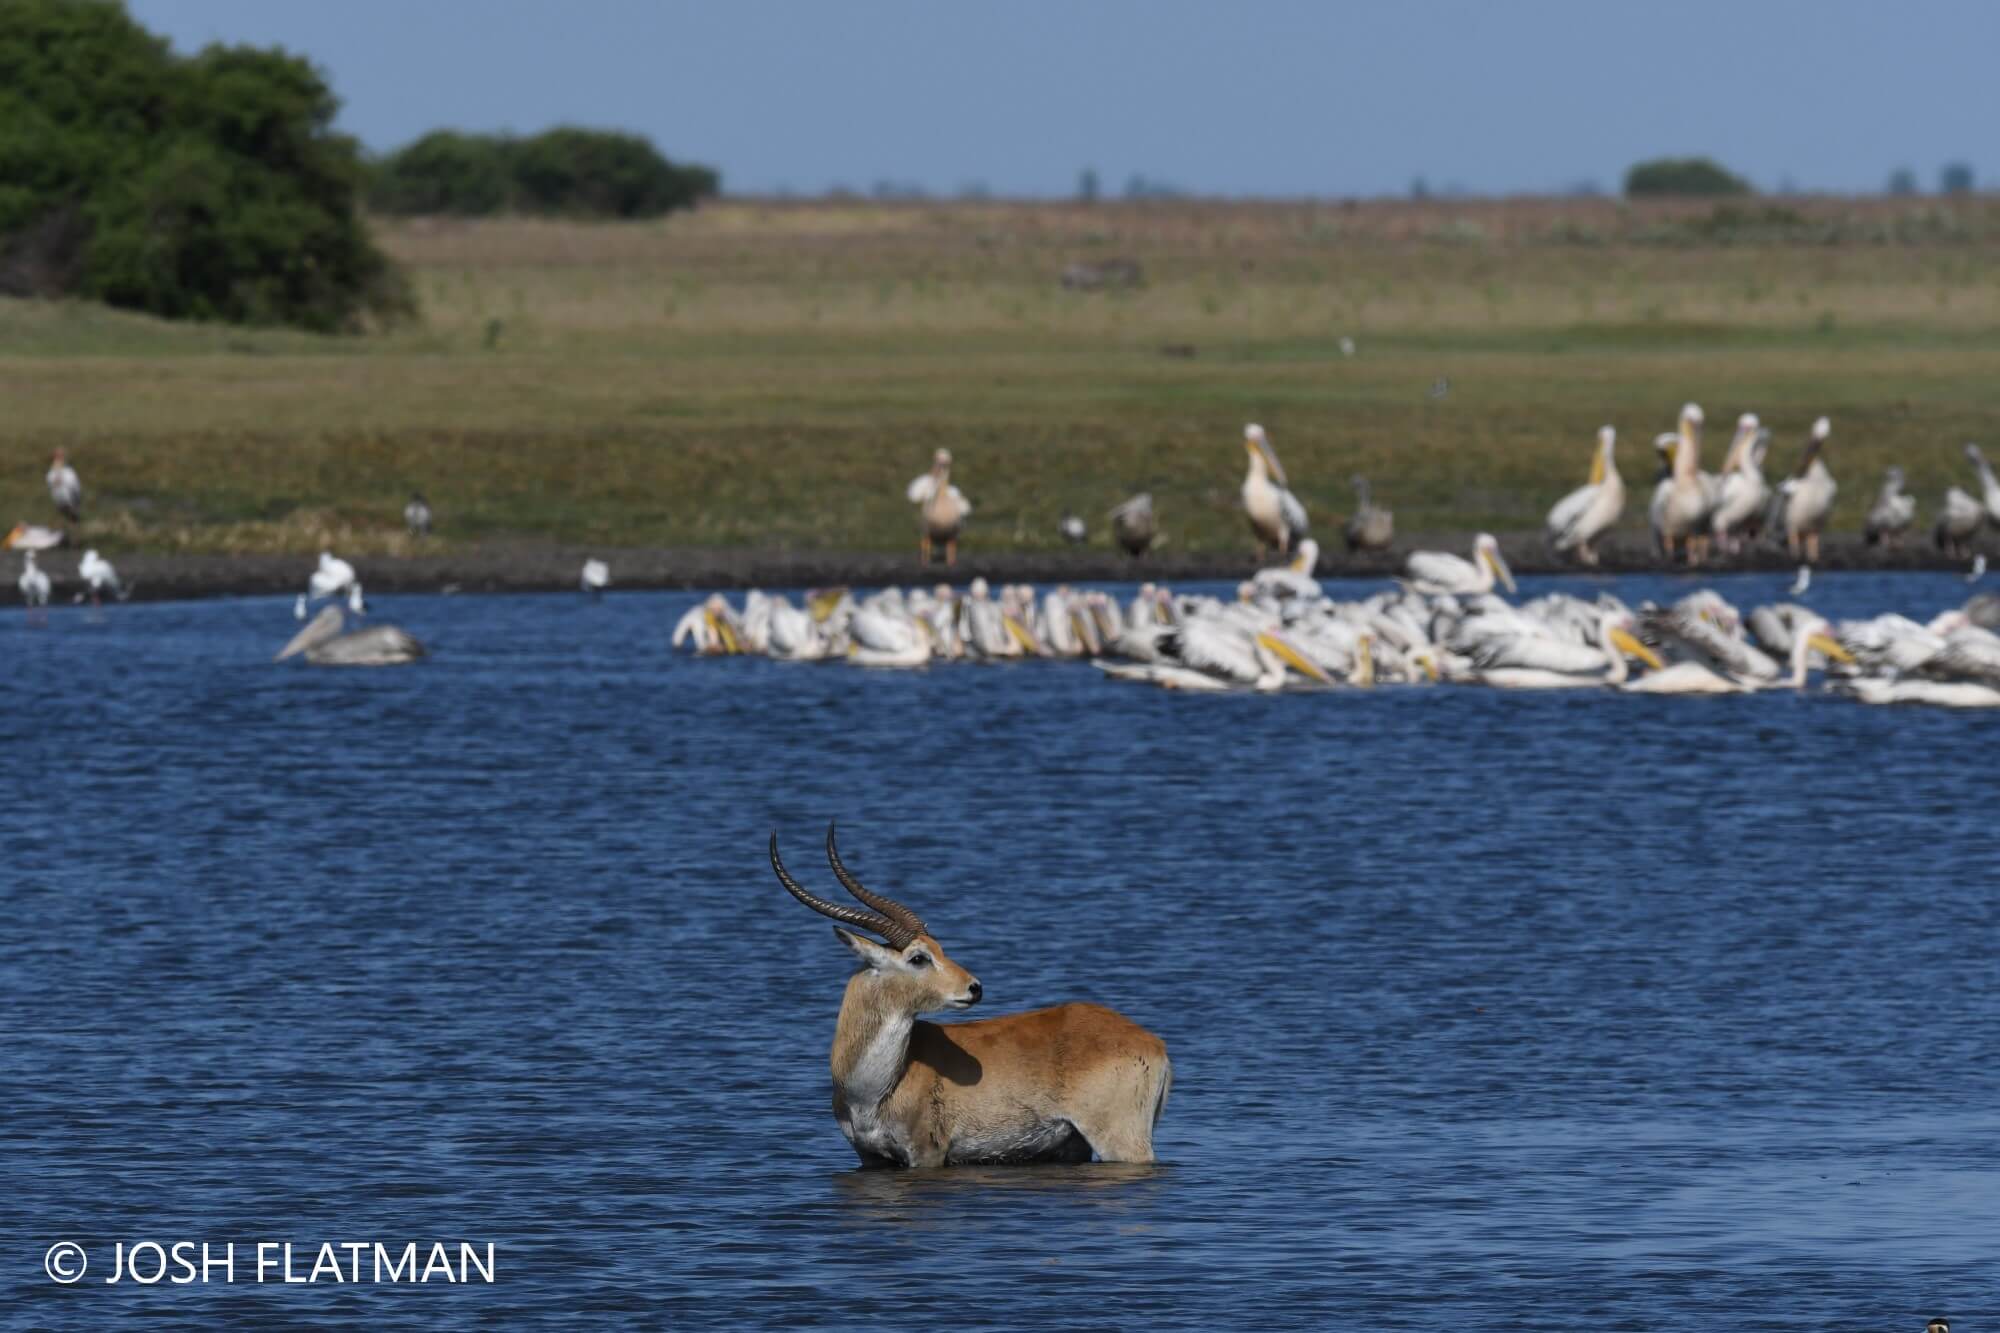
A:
[4,195,1999,557]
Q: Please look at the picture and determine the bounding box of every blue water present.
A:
[3,571,1995,1330]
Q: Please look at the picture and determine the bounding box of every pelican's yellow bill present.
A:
[1608,626,1664,671]
[1256,631,1334,685]
[1807,632,1856,664]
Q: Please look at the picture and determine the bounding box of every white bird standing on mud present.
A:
[309,551,357,602]
[1545,426,1624,565]
[1966,442,2000,525]
[46,449,81,522]
[1709,416,1770,554]
[1240,424,1308,559]
[1771,417,1837,562]
[404,491,433,537]
[906,448,971,566]
[18,550,51,607]
[77,548,124,604]
[276,605,426,666]
[580,559,610,598]
[1656,403,1712,565]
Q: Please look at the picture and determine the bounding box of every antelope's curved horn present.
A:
[771,833,901,943]
[825,822,926,945]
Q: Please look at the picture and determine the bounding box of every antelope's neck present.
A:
[831,973,913,1110]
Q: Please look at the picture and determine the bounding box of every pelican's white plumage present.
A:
[1403,533,1516,597]
[581,559,610,596]
[46,449,81,521]
[1865,466,1917,547]
[18,550,50,607]
[78,548,123,603]
[1545,426,1624,565]
[1240,424,1308,557]
[309,551,357,601]
[907,448,970,565]
[1774,417,1837,561]
[1710,417,1770,554]
[1657,403,1712,565]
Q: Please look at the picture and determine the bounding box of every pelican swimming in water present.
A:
[1252,539,1322,600]
[1240,424,1308,559]
[46,449,81,522]
[1403,533,1516,597]
[1622,613,1851,694]
[1545,426,1624,566]
[18,550,50,607]
[1109,492,1159,556]
[907,448,971,566]
[1343,475,1394,553]
[309,551,357,602]
[1864,466,1917,547]
[1472,611,1663,689]
[1709,416,1770,555]
[276,605,425,666]
[580,558,610,598]
[1770,417,1837,561]
[1656,403,1712,565]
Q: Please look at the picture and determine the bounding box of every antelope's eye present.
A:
[907,953,930,968]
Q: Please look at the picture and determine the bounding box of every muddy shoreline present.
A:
[11,533,1983,604]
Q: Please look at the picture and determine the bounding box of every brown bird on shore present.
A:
[46,449,81,522]
[1343,475,1394,552]
[1109,492,1159,556]
[906,448,971,565]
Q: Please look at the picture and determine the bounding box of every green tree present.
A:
[1886,167,1919,196]
[1623,157,1753,198]
[0,0,407,331]
[508,127,715,218]
[1941,162,1975,195]
[368,130,515,215]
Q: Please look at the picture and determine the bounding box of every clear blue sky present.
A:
[129,0,1996,198]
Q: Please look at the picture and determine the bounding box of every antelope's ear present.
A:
[833,926,896,970]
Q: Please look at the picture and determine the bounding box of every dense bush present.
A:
[1941,162,1975,195]
[1623,157,1753,198]
[368,127,719,219]
[0,0,409,331]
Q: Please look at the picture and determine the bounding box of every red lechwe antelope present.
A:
[771,826,1172,1167]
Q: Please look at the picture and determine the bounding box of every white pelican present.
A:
[1864,466,1916,547]
[46,449,81,522]
[849,594,931,667]
[405,492,432,537]
[1058,512,1087,545]
[672,594,745,655]
[906,448,970,566]
[1967,443,2000,523]
[276,605,425,666]
[309,551,357,601]
[1935,482,1984,557]
[1161,610,1331,690]
[1403,533,1516,597]
[767,596,830,661]
[1343,475,1394,552]
[3,522,66,552]
[1839,677,2000,709]
[1109,493,1159,556]
[580,558,610,597]
[1253,539,1322,600]
[1656,403,1711,565]
[77,548,123,604]
[1473,612,1663,689]
[18,550,51,607]
[1240,424,1308,558]
[1545,426,1624,565]
[1710,417,1770,554]
[1772,418,1837,561]
[1622,615,1849,694]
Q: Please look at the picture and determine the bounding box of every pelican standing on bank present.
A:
[1109,493,1159,556]
[46,449,81,522]
[1545,426,1624,565]
[1967,443,2000,525]
[1403,533,1516,597]
[1865,466,1917,547]
[405,491,433,537]
[581,558,610,598]
[1657,403,1711,565]
[1344,475,1394,552]
[18,550,50,607]
[907,448,970,566]
[276,605,426,666]
[1772,418,1837,562]
[1240,424,1308,559]
[1709,416,1770,555]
